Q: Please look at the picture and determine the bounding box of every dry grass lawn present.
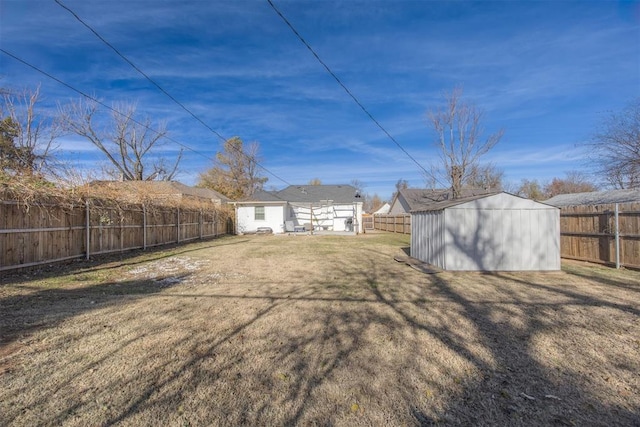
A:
[1,233,639,426]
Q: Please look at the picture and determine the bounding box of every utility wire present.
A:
[0,48,207,160]
[1,48,292,201]
[53,0,292,188]
[54,0,226,142]
[266,0,431,178]
[57,0,427,191]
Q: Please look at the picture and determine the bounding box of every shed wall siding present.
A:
[538,209,561,270]
[411,193,560,271]
[443,207,560,271]
[411,211,445,268]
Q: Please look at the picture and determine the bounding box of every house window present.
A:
[255,206,265,221]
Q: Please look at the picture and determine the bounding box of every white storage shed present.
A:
[411,192,560,271]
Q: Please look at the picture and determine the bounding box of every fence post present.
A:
[119,208,124,252]
[85,200,90,260]
[615,203,620,269]
[143,204,147,250]
[176,207,180,243]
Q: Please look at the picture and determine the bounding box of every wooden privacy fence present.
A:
[372,214,411,234]
[1,198,233,271]
[372,205,640,269]
[362,214,374,231]
[560,203,640,269]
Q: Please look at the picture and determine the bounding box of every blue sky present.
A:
[1,0,638,200]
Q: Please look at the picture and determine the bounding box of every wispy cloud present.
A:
[2,0,636,196]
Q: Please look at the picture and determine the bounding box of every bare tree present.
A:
[60,99,181,181]
[396,179,408,191]
[515,179,545,200]
[465,163,504,191]
[197,137,267,200]
[544,171,598,198]
[364,193,384,213]
[427,87,504,198]
[587,98,640,188]
[391,178,408,201]
[1,86,60,177]
[513,172,597,200]
[350,178,366,196]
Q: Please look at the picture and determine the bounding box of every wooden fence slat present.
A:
[372,214,411,234]
[557,203,640,268]
[0,198,234,271]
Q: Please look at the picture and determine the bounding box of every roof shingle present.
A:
[244,185,363,204]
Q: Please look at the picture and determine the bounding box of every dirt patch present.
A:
[1,234,639,426]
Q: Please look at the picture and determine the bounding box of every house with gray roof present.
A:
[234,185,364,234]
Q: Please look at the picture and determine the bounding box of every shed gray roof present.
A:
[544,189,640,206]
[245,185,363,204]
[411,191,556,213]
[397,188,493,211]
[410,191,501,212]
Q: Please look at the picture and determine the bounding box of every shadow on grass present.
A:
[562,262,640,295]
[2,234,639,426]
[0,275,188,348]
[0,235,248,287]
[251,247,639,425]
[100,301,285,427]
[356,252,639,425]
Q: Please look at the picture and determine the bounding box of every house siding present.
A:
[285,202,362,232]
[236,204,285,234]
[236,185,364,234]
[389,196,411,214]
[237,202,363,234]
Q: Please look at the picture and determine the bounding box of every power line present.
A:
[0,48,206,159]
[56,0,428,190]
[1,49,290,196]
[54,0,226,142]
[53,0,292,188]
[266,0,431,178]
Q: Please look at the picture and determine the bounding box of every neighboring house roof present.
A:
[372,202,391,215]
[390,188,493,213]
[545,189,640,207]
[243,185,364,204]
[183,184,232,203]
[88,180,232,203]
